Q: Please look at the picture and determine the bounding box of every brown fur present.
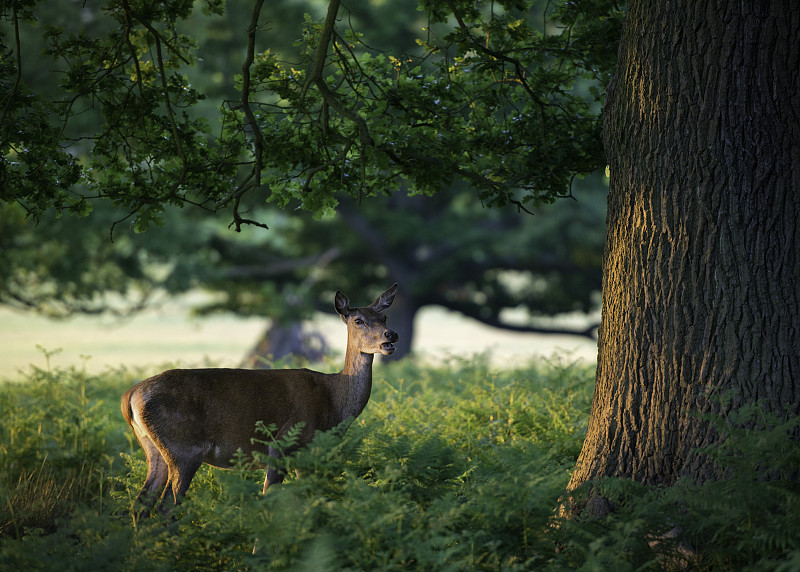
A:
[122,284,398,508]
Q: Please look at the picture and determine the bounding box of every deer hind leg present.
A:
[134,429,169,509]
[132,422,206,509]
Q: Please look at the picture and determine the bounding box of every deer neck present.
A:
[333,344,374,422]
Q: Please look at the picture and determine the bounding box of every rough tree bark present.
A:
[568,0,800,493]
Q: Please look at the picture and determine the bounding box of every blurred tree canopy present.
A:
[0,0,622,359]
[205,181,606,360]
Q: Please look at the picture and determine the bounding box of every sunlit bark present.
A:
[569,0,800,491]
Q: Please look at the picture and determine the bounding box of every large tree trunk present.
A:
[568,0,800,492]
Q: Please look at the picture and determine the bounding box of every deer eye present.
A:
[354,318,364,325]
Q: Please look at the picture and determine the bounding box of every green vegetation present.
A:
[1,0,611,358]
[1,356,798,570]
[1,0,620,224]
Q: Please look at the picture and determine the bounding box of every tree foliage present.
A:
[1,0,623,230]
[2,0,237,230]
[1,0,617,350]
[0,200,210,316]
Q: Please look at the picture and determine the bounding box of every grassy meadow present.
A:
[0,300,598,378]
[1,352,799,571]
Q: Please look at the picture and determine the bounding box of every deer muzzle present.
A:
[380,329,399,355]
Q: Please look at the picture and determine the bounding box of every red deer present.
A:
[121,284,399,509]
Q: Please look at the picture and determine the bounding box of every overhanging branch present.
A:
[220,248,342,281]
[301,0,374,197]
[434,297,599,340]
[227,0,270,232]
[0,2,22,129]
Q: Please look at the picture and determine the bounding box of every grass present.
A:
[0,302,597,378]
[0,355,798,570]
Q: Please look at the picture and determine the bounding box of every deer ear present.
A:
[335,291,350,320]
[370,283,398,313]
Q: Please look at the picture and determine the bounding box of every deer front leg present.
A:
[262,446,287,493]
[167,453,206,503]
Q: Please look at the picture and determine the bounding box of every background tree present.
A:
[567,0,800,500]
[0,174,605,361]
[203,180,605,363]
[1,0,615,360]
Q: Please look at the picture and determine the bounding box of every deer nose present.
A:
[385,330,398,342]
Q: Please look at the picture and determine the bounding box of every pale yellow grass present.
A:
[0,296,597,379]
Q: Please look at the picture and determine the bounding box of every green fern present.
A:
[1,358,798,571]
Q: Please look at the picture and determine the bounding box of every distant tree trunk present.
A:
[241,321,328,368]
[241,290,417,367]
[568,0,800,493]
[381,289,418,361]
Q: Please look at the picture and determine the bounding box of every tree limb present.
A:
[152,32,187,185]
[301,0,373,196]
[0,1,22,129]
[433,297,599,340]
[238,0,267,193]
[301,0,341,99]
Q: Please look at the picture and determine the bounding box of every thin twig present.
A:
[120,1,145,98]
[445,0,547,121]
[153,33,187,182]
[509,199,535,216]
[230,194,269,232]
[121,1,192,67]
[301,141,352,194]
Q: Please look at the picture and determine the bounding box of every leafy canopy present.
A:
[1,0,622,231]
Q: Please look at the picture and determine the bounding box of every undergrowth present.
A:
[0,355,798,570]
